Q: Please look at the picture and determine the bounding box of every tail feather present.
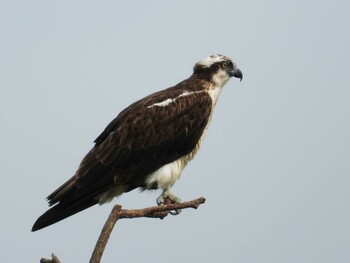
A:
[32,197,98,231]
[47,176,76,206]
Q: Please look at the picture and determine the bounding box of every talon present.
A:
[156,196,165,206]
[170,209,182,215]
[156,190,181,208]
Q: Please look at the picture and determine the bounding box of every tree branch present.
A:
[39,197,206,263]
[90,197,206,263]
[40,253,61,263]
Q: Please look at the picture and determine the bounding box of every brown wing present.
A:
[73,87,213,196]
[32,83,212,231]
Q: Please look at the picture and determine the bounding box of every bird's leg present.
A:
[156,189,182,215]
[156,189,181,204]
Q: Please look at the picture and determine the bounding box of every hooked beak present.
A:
[229,68,243,81]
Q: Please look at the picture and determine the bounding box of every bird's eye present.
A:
[221,61,229,69]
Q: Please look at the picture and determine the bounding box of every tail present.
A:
[32,161,115,231]
[32,197,98,231]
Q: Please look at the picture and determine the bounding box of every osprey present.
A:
[32,54,243,231]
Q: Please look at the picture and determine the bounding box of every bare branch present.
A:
[40,253,61,263]
[90,197,206,263]
[39,197,206,263]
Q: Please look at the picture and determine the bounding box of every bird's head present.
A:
[193,54,243,87]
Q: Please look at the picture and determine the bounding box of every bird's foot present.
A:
[156,190,182,215]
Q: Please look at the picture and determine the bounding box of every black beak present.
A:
[229,68,243,81]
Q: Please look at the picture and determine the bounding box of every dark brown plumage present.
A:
[32,54,242,231]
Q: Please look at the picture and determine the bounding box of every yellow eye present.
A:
[221,61,229,69]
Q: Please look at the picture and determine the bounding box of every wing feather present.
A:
[74,88,212,194]
[33,74,217,231]
[46,80,213,208]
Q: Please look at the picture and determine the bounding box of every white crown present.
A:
[196,54,233,68]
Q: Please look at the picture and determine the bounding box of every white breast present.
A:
[145,158,186,190]
[207,84,222,108]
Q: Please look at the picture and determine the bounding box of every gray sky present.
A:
[1,0,349,262]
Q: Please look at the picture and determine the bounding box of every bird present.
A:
[32,54,243,231]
